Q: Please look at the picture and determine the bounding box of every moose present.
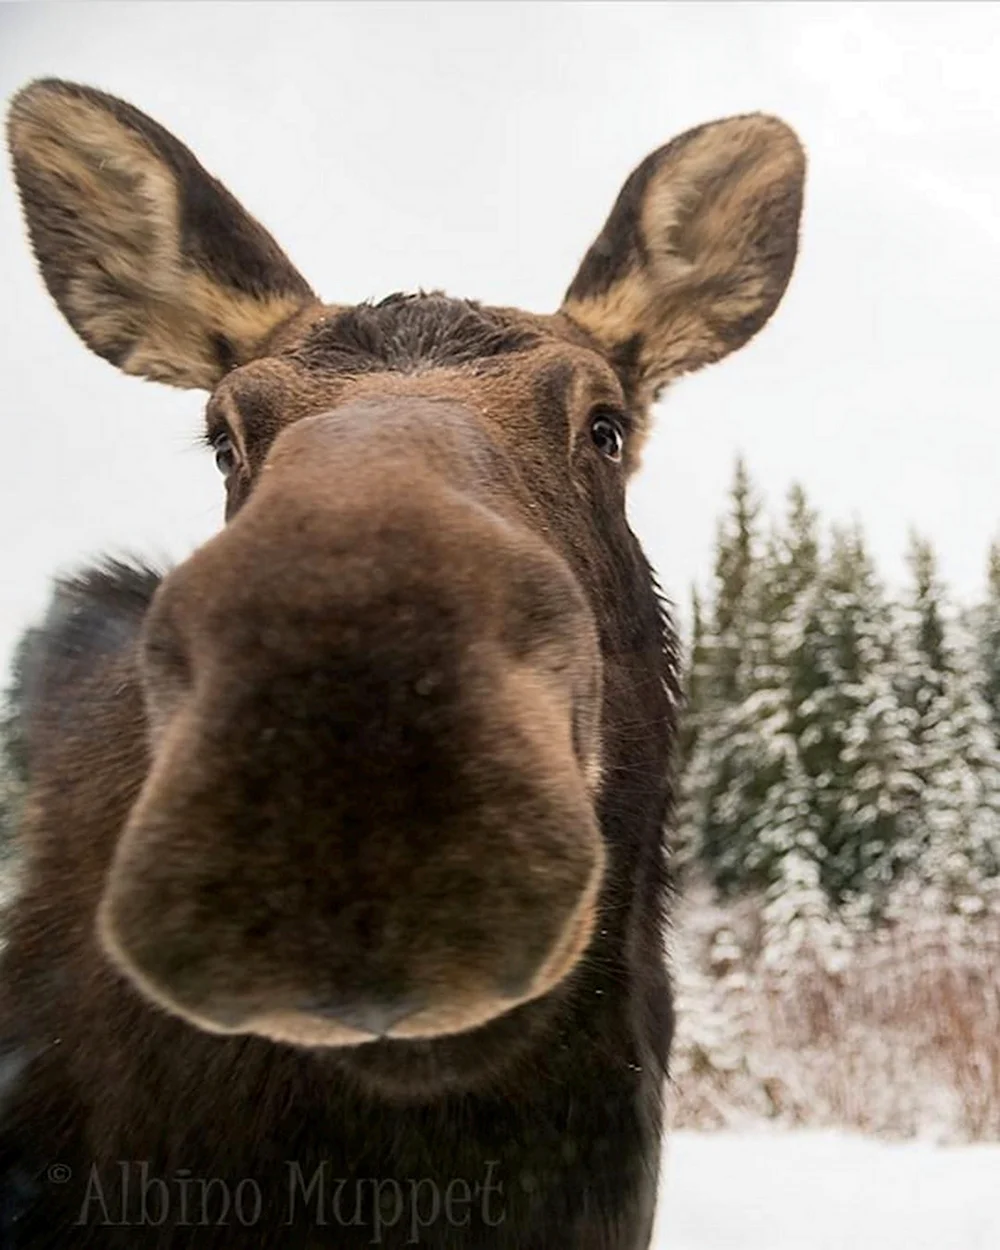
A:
[0,79,804,1247]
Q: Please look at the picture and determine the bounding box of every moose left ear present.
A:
[7,79,315,390]
[561,114,805,420]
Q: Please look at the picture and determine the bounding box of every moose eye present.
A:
[212,431,237,477]
[589,412,626,463]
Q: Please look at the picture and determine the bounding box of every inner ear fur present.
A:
[562,114,806,427]
[7,79,315,389]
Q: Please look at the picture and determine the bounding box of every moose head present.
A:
[7,80,803,1090]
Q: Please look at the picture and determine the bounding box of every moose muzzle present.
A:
[98,399,605,1048]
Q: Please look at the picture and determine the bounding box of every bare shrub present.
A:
[669,884,1000,1142]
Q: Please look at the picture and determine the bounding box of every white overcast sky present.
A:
[1,2,998,679]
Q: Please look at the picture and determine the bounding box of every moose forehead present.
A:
[209,293,628,457]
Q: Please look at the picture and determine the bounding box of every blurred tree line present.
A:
[678,460,1000,922]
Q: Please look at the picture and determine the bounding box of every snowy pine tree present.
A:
[683,476,828,902]
[681,461,775,895]
[789,525,915,903]
[679,462,999,922]
[891,540,1000,910]
[974,539,1000,749]
[679,587,710,766]
[897,535,949,776]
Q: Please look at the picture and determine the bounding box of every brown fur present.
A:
[1,79,804,1247]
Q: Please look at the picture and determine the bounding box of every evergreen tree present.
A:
[892,534,953,870]
[684,477,824,899]
[787,525,914,903]
[918,640,1000,908]
[976,539,1000,748]
[763,484,820,626]
[745,488,829,908]
[679,587,709,767]
[682,460,772,895]
[892,538,1000,907]
[679,464,999,922]
[897,534,949,769]
[709,457,759,709]
[896,547,1000,912]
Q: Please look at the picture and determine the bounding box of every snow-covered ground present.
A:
[655,1131,1000,1250]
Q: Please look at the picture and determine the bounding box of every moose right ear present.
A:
[7,79,316,390]
[561,114,805,442]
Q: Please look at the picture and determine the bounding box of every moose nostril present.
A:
[300,996,420,1038]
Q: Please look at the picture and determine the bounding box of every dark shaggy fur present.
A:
[292,294,541,375]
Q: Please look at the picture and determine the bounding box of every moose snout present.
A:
[98,405,605,1049]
